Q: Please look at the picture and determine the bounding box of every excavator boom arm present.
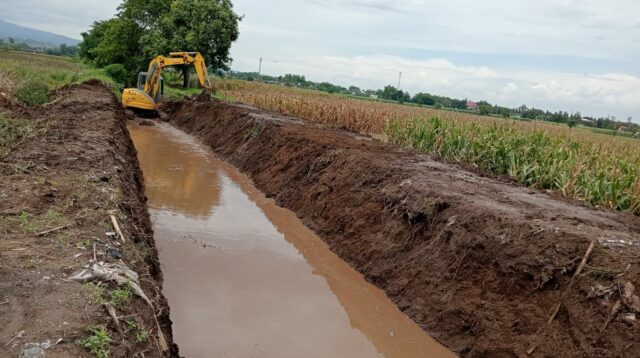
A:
[123,51,211,110]
[144,52,211,101]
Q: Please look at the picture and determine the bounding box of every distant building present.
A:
[466,101,479,111]
[581,117,595,126]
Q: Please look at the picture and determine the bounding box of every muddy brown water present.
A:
[128,122,455,358]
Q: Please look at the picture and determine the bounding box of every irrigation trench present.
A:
[3,83,639,357]
[160,94,640,357]
[128,122,454,357]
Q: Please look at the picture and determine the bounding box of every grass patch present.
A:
[0,50,122,104]
[83,283,132,308]
[76,238,92,250]
[162,71,207,100]
[44,208,68,225]
[0,114,32,158]
[211,91,236,102]
[84,283,106,305]
[124,319,150,343]
[11,208,71,234]
[54,233,71,248]
[164,84,202,100]
[15,80,49,105]
[17,211,40,232]
[108,287,132,308]
[135,329,150,343]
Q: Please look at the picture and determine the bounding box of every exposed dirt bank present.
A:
[0,82,176,357]
[166,95,640,358]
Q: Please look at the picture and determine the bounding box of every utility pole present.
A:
[397,71,402,89]
[258,57,263,75]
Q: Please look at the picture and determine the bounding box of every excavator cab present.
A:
[136,72,147,90]
[136,72,163,102]
[122,51,209,111]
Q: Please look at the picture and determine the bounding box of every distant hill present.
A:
[0,19,79,48]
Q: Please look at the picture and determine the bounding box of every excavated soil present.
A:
[165,95,640,358]
[0,82,176,357]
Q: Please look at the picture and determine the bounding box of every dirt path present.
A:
[166,95,640,357]
[0,82,176,357]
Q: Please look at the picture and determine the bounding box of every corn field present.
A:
[217,78,640,214]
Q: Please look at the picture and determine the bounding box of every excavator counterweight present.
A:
[122,51,210,111]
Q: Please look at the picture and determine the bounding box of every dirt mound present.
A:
[0,82,177,357]
[165,97,640,357]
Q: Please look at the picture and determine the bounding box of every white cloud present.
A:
[1,0,638,118]
[1,0,119,39]
[232,53,640,119]
[228,0,640,119]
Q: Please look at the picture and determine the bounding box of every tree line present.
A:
[229,71,636,132]
[77,0,241,85]
[0,38,79,56]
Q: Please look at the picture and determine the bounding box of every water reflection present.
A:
[129,124,221,217]
[128,122,455,358]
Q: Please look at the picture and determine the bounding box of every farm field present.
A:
[214,78,640,214]
[0,50,119,104]
[3,0,640,355]
[9,48,637,219]
[1,51,640,358]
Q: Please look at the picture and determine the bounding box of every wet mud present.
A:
[163,96,640,357]
[129,122,455,357]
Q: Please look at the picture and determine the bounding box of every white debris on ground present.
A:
[70,261,152,306]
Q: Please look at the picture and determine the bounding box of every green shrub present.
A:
[77,325,112,358]
[108,287,132,307]
[16,80,49,105]
[102,64,128,85]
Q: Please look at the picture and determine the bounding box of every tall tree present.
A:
[117,0,171,29]
[82,18,144,71]
[79,20,114,63]
[141,0,242,71]
[79,0,240,84]
[380,85,409,102]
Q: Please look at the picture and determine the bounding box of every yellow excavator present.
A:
[122,51,211,110]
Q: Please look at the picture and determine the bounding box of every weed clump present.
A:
[109,287,132,308]
[0,114,32,158]
[77,325,112,358]
[16,80,49,105]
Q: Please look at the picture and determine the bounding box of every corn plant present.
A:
[214,78,640,214]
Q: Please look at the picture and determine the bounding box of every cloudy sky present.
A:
[3,0,639,119]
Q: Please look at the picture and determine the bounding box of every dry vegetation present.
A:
[214,78,640,214]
